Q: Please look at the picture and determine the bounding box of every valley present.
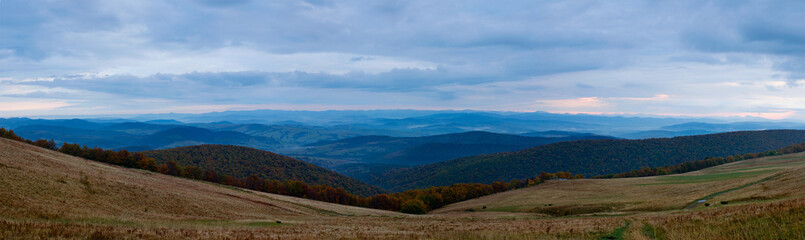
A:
[2,134,803,239]
[5,2,803,239]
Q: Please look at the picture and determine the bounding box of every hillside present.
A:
[0,137,401,224]
[2,135,802,239]
[288,131,614,167]
[375,130,805,191]
[142,145,384,196]
[433,149,805,215]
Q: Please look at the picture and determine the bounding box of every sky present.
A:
[1,0,805,120]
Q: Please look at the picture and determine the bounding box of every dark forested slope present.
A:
[375,130,805,191]
[143,145,384,196]
[291,131,614,167]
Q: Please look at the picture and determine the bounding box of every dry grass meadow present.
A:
[1,137,804,239]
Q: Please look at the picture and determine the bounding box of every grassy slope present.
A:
[2,137,803,239]
[378,130,805,191]
[432,150,805,215]
[0,138,400,224]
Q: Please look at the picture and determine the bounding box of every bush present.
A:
[400,199,427,214]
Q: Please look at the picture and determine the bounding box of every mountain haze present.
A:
[291,131,615,167]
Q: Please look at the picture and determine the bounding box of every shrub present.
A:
[400,199,427,214]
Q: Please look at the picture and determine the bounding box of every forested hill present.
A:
[289,131,614,167]
[374,130,805,192]
[143,145,384,196]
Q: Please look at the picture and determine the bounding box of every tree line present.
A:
[0,127,581,214]
[142,145,384,196]
[594,142,805,178]
[375,130,805,191]
[8,127,799,213]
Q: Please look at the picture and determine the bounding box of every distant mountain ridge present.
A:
[288,131,616,167]
[10,124,277,151]
[201,123,416,147]
[620,121,805,139]
[134,126,279,149]
[4,112,805,153]
[373,130,805,191]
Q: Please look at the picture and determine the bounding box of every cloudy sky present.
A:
[1,0,804,120]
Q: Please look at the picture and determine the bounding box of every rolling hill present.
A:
[202,123,417,148]
[2,133,802,239]
[288,131,615,167]
[103,121,180,135]
[0,137,402,230]
[142,145,384,196]
[374,130,805,191]
[433,149,805,216]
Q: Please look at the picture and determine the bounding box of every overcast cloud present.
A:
[1,0,804,119]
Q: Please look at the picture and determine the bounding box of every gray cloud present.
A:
[21,68,494,99]
[2,0,805,118]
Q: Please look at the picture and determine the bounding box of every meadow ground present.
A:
[433,151,805,216]
[1,138,803,239]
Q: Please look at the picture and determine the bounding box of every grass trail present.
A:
[684,173,782,209]
[646,169,777,185]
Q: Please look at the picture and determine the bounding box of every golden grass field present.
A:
[433,151,805,215]
[1,137,803,239]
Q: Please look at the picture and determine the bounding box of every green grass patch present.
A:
[646,169,778,185]
[728,161,805,172]
[599,220,630,240]
[174,219,286,228]
[178,219,225,225]
[46,217,138,227]
[683,173,783,209]
[641,222,661,239]
[486,205,522,212]
[534,204,625,217]
[244,221,284,227]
